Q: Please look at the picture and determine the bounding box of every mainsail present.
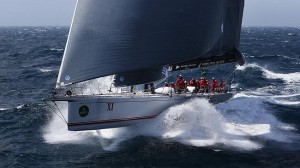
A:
[56,0,245,88]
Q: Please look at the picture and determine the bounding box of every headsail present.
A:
[56,0,233,87]
[169,0,245,72]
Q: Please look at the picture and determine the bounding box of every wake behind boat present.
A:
[44,0,245,131]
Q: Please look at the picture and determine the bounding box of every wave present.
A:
[0,104,28,111]
[50,48,64,52]
[0,108,9,111]
[234,92,300,108]
[263,70,300,83]
[38,67,56,73]
[270,99,300,107]
[16,104,25,109]
[237,63,300,83]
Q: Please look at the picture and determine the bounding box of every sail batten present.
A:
[56,0,244,88]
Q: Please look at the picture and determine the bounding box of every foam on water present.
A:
[217,97,297,142]
[237,63,300,83]
[271,99,300,107]
[43,102,102,145]
[263,70,300,83]
[50,48,64,51]
[16,104,25,109]
[135,98,262,150]
[39,68,56,73]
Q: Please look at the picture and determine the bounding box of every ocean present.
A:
[0,27,300,167]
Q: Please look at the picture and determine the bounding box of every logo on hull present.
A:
[79,105,89,117]
[107,103,114,111]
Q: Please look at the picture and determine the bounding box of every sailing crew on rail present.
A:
[195,79,200,92]
[170,82,175,88]
[199,77,205,92]
[219,79,225,93]
[211,77,218,92]
[176,75,185,93]
[188,78,197,87]
[163,82,169,87]
[184,81,188,93]
[204,77,209,93]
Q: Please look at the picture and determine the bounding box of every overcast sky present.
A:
[0,0,299,27]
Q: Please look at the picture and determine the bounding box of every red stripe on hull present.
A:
[68,115,158,127]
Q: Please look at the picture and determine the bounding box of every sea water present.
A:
[1,27,300,167]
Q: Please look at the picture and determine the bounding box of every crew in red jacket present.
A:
[211,77,218,92]
[163,82,169,87]
[199,77,205,92]
[176,75,185,93]
[188,78,196,86]
[219,79,225,93]
[170,82,175,88]
[204,78,209,92]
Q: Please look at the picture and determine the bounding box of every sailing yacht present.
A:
[45,0,245,131]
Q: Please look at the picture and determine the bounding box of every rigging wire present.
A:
[43,100,68,124]
[224,65,237,91]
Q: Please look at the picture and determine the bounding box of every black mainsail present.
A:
[56,0,245,88]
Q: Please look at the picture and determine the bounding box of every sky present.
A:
[0,0,300,27]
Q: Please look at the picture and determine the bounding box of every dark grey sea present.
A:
[0,27,300,167]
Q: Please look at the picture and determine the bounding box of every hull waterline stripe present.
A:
[68,115,158,127]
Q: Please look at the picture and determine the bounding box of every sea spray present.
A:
[217,96,298,142]
[132,98,262,150]
[237,63,300,84]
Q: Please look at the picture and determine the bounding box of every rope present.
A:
[54,101,68,123]
[43,100,68,124]
[224,65,237,91]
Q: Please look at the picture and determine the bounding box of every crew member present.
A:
[204,77,209,93]
[170,82,175,88]
[199,77,205,93]
[163,82,169,87]
[219,79,225,93]
[201,70,207,77]
[195,79,200,93]
[188,78,196,87]
[211,77,218,92]
[176,75,185,93]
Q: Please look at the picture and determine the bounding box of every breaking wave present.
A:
[38,67,56,73]
[237,63,300,83]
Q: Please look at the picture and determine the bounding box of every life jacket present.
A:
[211,79,218,91]
[170,83,175,88]
[199,79,205,86]
[188,79,196,86]
[176,78,185,88]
